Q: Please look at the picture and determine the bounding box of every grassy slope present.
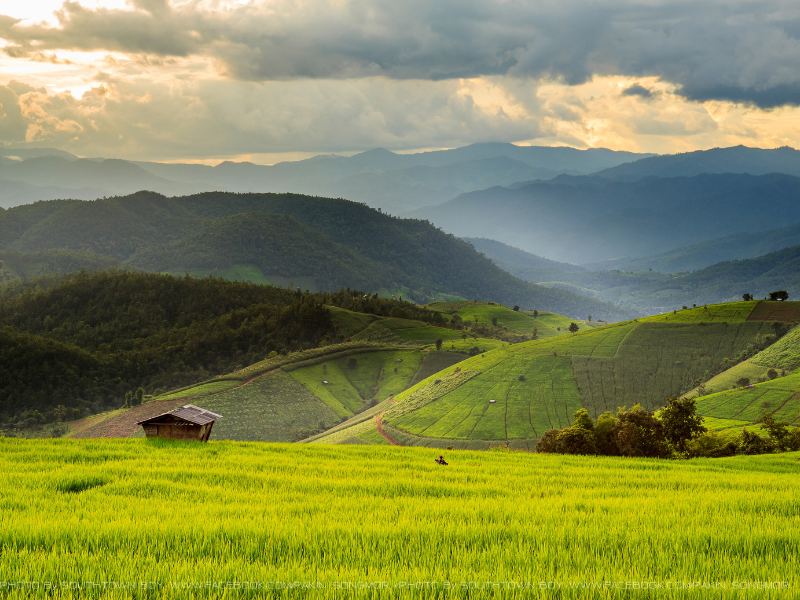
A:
[2,438,798,597]
[428,300,590,337]
[70,305,520,441]
[696,370,800,434]
[319,301,800,448]
[71,301,585,443]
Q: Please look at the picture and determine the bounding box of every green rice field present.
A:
[368,310,781,448]
[0,438,797,598]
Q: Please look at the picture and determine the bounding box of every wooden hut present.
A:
[137,404,221,441]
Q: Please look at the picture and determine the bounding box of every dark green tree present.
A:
[615,404,670,458]
[659,396,706,452]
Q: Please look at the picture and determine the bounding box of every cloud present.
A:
[1,1,800,108]
[0,76,543,159]
[622,84,654,99]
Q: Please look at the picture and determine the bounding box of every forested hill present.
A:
[0,191,625,320]
[0,271,447,430]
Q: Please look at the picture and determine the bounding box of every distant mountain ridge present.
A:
[587,222,800,273]
[597,145,800,180]
[471,236,800,314]
[0,143,646,213]
[419,173,800,264]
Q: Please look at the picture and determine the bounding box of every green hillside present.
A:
[72,340,496,442]
[695,371,800,436]
[0,271,452,432]
[317,300,800,448]
[68,297,593,442]
[428,300,593,338]
[0,191,626,320]
[685,319,800,436]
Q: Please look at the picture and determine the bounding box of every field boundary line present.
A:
[375,414,400,445]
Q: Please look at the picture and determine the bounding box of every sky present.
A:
[1,0,800,162]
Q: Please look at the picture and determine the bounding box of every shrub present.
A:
[572,408,594,431]
[785,430,800,451]
[739,430,775,455]
[685,432,739,458]
[761,415,794,450]
[535,430,561,453]
[555,426,597,455]
[594,412,620,455]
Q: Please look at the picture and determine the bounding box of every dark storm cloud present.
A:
[2,0,800,107]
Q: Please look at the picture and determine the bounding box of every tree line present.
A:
[537,398,800,458]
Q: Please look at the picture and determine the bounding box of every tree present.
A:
[572,408,594,431]
[588,315,592,322]
[615,404,670,458]
[736,377,751,388]
[594,412,620,455]
[568,322,579,335]
[512,305,520,312]
[435,338,443,351]
[134,387,144,405]
[531,327,538,340]
[659,396,706,452]
[533,310,539,318]
[762,415,790,450]
[491,317,499,327]
[767,368,779,380]
[742,293,753,301]
[769,290,789,301]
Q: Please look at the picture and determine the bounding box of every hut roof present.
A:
[137,404,222,426]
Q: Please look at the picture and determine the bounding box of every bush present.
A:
[785,430,800,451]
[594,412,620,455]
[572,408,594,431]
[685,432,739,458]
[739,430,775,455]
[762,415,790,450]
[555,426,597,455]
[536,429,561,453]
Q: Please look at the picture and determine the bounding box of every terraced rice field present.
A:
[697,370,800,433]
[363,303,792,448]
[0,438,797,599]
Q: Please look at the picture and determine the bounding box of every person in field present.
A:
[435,455,448,466]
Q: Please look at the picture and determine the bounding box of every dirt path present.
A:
[375,413,400,445]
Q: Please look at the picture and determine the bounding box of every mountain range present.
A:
[421,173,800,264]
[469,237,800,314]
[0,144,645,214]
